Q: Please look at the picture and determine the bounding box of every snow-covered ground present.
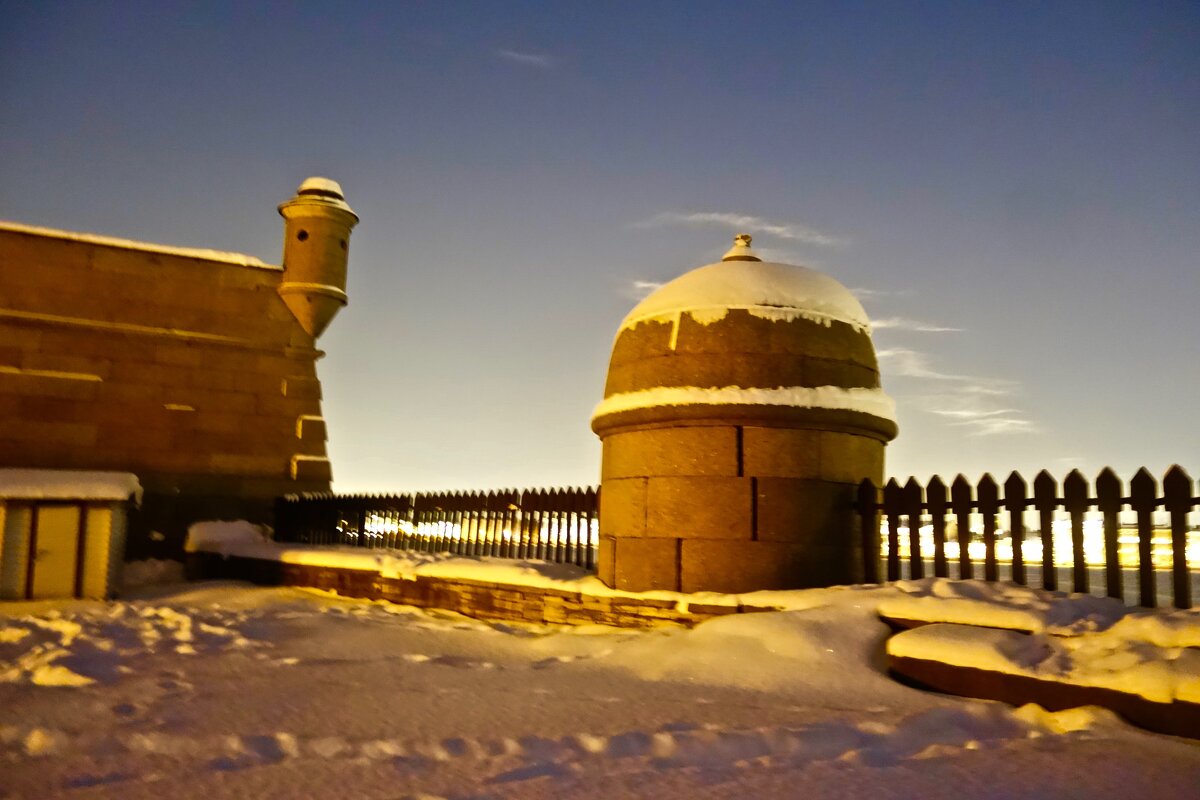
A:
[3,577,1200,799]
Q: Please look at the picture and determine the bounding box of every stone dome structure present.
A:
[592,235,896,593]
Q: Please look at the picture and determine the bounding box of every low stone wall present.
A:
[188,553,779,628]
[889,654,1200,740]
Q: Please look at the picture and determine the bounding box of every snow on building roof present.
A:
[592,385,897,424]
[0,469,142,503]
[0,220,279,270]
[621,239,870,332]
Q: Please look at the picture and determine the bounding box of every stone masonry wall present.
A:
[594,309,890,594]
[188,553,779,629]
[0,226,333,556]
[599,423,882,593]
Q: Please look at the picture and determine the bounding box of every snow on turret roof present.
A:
[622,238,869,331]
[0,469,142,503]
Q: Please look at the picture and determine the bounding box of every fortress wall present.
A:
[0,226,333,556]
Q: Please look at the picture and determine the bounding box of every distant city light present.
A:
[881,517,1199,567]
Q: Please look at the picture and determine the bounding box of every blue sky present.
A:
[2,1,1197,490]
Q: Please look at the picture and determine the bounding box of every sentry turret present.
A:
[277,177,359,338]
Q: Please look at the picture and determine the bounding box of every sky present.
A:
[1,1,1197,492]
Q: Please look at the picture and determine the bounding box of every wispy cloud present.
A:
[955,417,1037,436]
[879,349,1035,436]
[871,317,963,333]
[637,211,842,247]
[849,287,915,300]
[928,408,1019,420]
[624,280,663,300]
[495,49,553,68]
[876,348,964,380]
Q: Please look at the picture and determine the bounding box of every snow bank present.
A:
[184,524,898,612]
[879,578,1129,634]
[7,581,1189,799]
[888,622,1200,704]
[592,384,896,423]
[0,469,142,503]
[184,521,269,555]
[621,260,870,332]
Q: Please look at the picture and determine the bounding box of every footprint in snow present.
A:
[532,655,582,669]
[426,655,496,670]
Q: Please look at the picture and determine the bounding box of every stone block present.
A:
[606,319,675,369]
[598,478,646,537]
[0,372,100,401]
[802,357,879,390]
[742,427,820,478]
[256,393,323,417]
[108,360,191,388]
[622,353,807,394]
[210,452,288,476]
[819,432,884,484]
[18,350,111,380]
[281,375,322,400]
[16,395,93,423]
[602,426,738,479]
[754,477,853,544]
[255,353,296,377]
[612,537,679,592]
[680,539,858,593]
[295,414,328,443]
[199,367,273,394]
[646,476,752,539]
[153,341,221,368]
[673,309,877,365]
[597,536,617,586]
[291,455,332,482]
[0,419,97,447]
[180,387,259,415]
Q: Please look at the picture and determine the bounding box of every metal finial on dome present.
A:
[722,233,762,262]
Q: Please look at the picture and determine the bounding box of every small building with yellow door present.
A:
[0,469,140,600]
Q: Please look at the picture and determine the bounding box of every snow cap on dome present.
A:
[621,236,870,331]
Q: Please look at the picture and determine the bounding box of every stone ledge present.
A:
[187,553,777,629]
[889,654,1200,740]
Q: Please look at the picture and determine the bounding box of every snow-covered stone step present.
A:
[887,623,1200,739]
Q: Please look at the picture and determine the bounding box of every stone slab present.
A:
[819,431,884,484]
[598,478,647,537]
[602,426,738,479]
[612,537,680,592]
[742,426,821,478]
[680,539,857,593]
[646,476,752,539]
[754,477,853,544]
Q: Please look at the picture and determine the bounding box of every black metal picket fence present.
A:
[274,487,599,569]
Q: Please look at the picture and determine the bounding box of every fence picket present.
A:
[902,478,923,579]
[978,474,1000,582]
[1033,471,1058,591]
[857,480,880,584]
[1003,472,1027,586]
[927,476,948,578]
[951,475,973,580]
[1163,466,1193,610]
[884,479,903,581]
[1130,469,1157,609]
[1095,468,1123,600]
[584,487,598,570]
[1063,470,1089,594]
